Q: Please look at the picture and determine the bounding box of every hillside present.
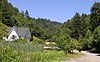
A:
[0,0,62,40]
[0,22,8,40]
[0,0,100,62]
[61,2,100,52]
[1,0,100,53]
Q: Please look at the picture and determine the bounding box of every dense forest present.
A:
[0,0,62,40]
[0,0,100,53]
[62,2,100,52]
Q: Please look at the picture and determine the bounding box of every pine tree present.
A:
[90,2,100,32]
[70,12,83,39]
[25,10,30,18]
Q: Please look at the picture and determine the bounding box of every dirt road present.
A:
[61,51,100,62]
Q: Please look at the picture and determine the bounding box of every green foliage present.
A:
[70,38,79,50]
[63,13,89,40]
[0,0,62,40]
[78,30,93,50]
[15,38,27,43]
[31,36,44,44]
[62,12,92,51]
[90,2,100,32]
[62,12,91,50]
[1,0,100,54]
[0,46,22,62]
[28,50,65,62]
[0,41,66,62]
[55,28,71,52]
[92,26,100,52]
[0,22,7,39]
[70,12,83,39]
[53,28,79,53]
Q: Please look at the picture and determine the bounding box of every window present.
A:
[11,35,17,40]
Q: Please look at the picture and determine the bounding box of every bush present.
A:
[0,41,66,62]
[0,42,82,62]
[54,28,79,53]
[32,36,44,44]
[78,30,93,50]
[15,38,27,43]
[0,46,23,62]
[92,26,100,52]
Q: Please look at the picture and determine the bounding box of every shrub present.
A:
[0,40,66,62]
[15,38,27,43]
[92,26,100,52]
[0,46,23,62]
[54,28,79,53]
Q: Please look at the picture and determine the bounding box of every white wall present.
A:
[7,29,19,41]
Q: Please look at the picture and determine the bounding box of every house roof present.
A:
[7,26,31,37]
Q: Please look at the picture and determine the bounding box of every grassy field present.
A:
[0,41,83,62]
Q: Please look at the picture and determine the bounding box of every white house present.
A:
[4,26,31,42]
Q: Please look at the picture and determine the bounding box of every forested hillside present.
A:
[0,0,100,53]
[62,2,100,52]
[0,0,62,40]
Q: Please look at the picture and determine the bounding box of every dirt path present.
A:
[61,51,100,62]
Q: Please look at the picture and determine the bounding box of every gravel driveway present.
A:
[61,51,100,62]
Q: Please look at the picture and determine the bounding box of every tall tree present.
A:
[70,12,86,39]
[90,2,100,32]
[53,28,79,53]
[92,26,100,52]
[1,1,12,26]
[25,10,30,18]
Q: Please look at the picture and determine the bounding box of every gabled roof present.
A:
[7,26,31,37]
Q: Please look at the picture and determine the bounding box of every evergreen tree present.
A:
[70,12,85,39]
[90,2,100,32]
[25,10,30,18]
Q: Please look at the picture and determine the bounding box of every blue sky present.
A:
[8,0,100,23]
